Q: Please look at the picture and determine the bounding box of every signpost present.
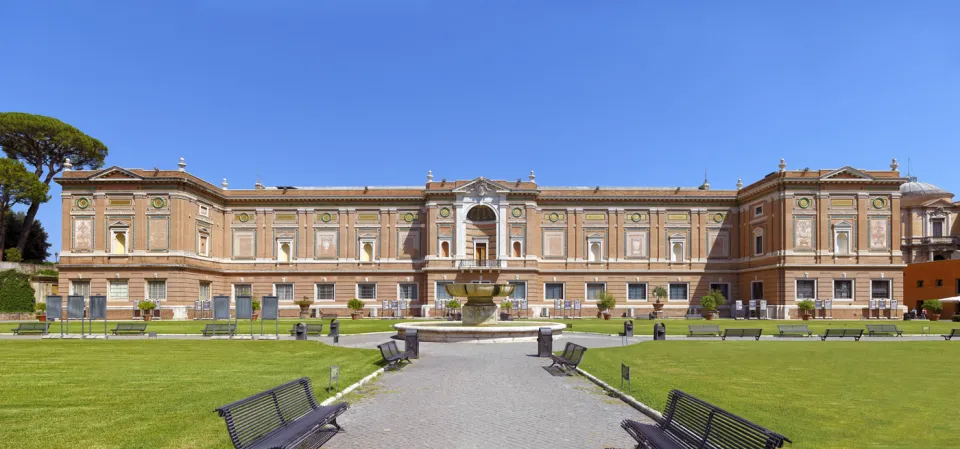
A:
[621,363,631,392]
[329,365,340,393]
[46,295,63,337]
[89,295,107,338]
[825,299,833,319]
[260,296,279,338]
[748,300,757,320]
[236,296,253,339]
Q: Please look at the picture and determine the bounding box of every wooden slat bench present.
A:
[621,389,792,449]
[202,323,237,336]
[866,324,903,337]
[111,323,148,335]
[214,377,347,449]
[819,328,863,341]
[377,340,413,370]
[289,324,325,336]
[943,329,960,341]
[777,324,812,337]
[722,328,763,341]
[11,322,50,335]
[548,342,587,375]
[687,324,721,337]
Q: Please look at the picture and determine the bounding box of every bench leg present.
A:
[330,417,343,432]
[854,337,861,341]
[755,335,761,341]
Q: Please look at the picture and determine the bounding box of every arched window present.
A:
[466,205,497,222]
[834,221,853,256]
[672,242,683,262]
[512,241,522,257]
[113,232,126,254]
[440,241,450,257]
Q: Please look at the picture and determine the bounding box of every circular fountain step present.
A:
[395,321,566,342]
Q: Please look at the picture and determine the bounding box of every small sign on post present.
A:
[328,365,340,392]
[621,363,631,392]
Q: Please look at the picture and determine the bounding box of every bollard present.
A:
[654,322,666,341]
[404,328,420,359]
[624,320,634,337]
[329,319,340,337]
[295,322,307,341]
[538,327,553,357]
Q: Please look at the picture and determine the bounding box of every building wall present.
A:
[904,259,960,317]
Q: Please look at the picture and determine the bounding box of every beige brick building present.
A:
[56,159,910,320]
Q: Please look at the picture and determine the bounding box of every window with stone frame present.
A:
[234,284,252,298]
[796,279,816,300]
[109,280,128,300]
[871,280,891,299]
[627,283,647,301]
[436,281,453,301]
[71,280,91,299]
[751,281,764,300]
[508,281,526,300]
[708,283,729,302]
[398,283,418,301]
[586,283,606,300]
[199,282,211,301]
[316,283,335,301]
[668,283,688,301]
[357,283,377,300]
[834,280,853,300]
[147,280,167,300]
[544,283,564,300]
[274,283,294,301]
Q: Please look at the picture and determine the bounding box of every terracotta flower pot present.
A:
[703,312,714,321]
[801,314,811,321]
[653,302,664,311]
[929,313,941,322]
[38,315,46,322]
[143,314,153,322]
[602,314,611,321]
[351,312,362,320]
[596,311,603,318]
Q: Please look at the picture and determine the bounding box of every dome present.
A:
[900,177,953,198]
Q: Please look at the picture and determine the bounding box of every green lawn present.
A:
[544,317,960,336]
[2,318,411,335]
[580,342,959,449]
[0,340,382,449]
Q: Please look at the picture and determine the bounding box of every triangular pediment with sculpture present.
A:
[452,177,512,195]
[820,167,874,181]
[87,166,144,181]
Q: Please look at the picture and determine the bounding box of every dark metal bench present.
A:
[866,324,902,337]
[548,342,587,375]
[687,324,721,337]
[214,377,347,449]
[11,322,50,335]
[290,324,325,336]
[777,324,812,337]
[819,328,863,341]
[943,329,960,341]
[202,323,237,336]
[111,323,148,335]
[621,389,792,449]
[722,328,763,341]
[377,340,413,370]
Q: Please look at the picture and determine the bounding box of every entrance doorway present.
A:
[475,243,487,263]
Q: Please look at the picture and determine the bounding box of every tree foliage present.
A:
[0,112,108,253]
[0,158,49,260]
[0,269,36,313]
[3,211,51,262]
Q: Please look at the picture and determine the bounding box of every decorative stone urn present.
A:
[444,283,516,326]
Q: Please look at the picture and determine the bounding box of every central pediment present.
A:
[452,177,511,195]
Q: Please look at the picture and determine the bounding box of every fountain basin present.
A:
[395,321,565,343]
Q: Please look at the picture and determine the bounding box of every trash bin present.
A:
[653,322,666,341]
[404,328,419,359]
[623,320,634,337]
[537,327,553,357]
[295,322,307,341]
[329,319,339,337]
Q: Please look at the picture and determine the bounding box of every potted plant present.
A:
[295,296,313,319]
[796,299,815,321]
[597,292,617,320]
[922,299,943,321]
[35,302,46,322]
[652,286,667,312]
[501,299,514,320]
[347,298,365,320]
[138,300,157,322]
[252,299,261,320]
[446,299,462,320]
[699,289,726,320]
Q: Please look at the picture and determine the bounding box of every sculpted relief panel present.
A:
[870,219,888,250]
[794,218,815,250]
[73,218,93,251]
[543,230,566,258]
[398,229,421,259]
[315,230,338,259]
[625,231,648,258]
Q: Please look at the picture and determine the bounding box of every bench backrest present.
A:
[117,323,147,330]
[20,323,48,330]
[951,329,960,336]
[564,343,587,365]
[879,324,899,332]
[305,324,324,332]
[662,390,790,449]
[378,341,400,359]
[778,325,809,332]
[689,325,720,332]
[215,377,318,449]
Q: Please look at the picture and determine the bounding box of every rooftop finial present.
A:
[529,170,536,183]
[427,170,433,182]
[778,158,786,173]
[222,178,228,189]
[178,157,186,172]
[890,158,899,171]
[64,158,73,171]
[699,170,710,190]
[255,171,264,189]
[736,177,743,190]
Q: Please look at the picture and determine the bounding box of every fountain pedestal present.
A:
[462,300,498,326]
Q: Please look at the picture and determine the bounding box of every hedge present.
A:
[0,269,36,313]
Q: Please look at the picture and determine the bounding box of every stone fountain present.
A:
[443,283,515,326]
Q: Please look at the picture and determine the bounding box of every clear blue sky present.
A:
[2,1,959,258]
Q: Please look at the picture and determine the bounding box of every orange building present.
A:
[903,259,960,318]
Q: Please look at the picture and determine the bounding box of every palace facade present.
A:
[57,159,912,320]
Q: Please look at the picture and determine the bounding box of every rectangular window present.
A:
[357,283,377,300]
[399,283,418,301]
[436,281,453,300]
[834,280,853,300]
[198,234,210,257]
[751,282,764,300]
[871,280,891,299]
[796,280,816,300]
[754,235,763,256]
[109,280,128,300]
[754,205,763,216]
[544,283,564,300]
[71,280,91,298]
[316,283,335,301]
[936,279,943,287]
[586,283,606,300]
[147,280,167,300]
[234,284,252,298]
[199,282,211,301]
[917,280,924,288]
[668,283,688,301]
[508,281,526,300]
[708,283,729,301]
[627,283,647,301]
[274,284,294,301]
[199,204,210,217]
[932,220,944,237]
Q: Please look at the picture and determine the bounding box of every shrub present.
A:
[252,299,261,311]
[652,286,668,302]
[597,292,617,313]
[922,300,943,314]
[3,248,22,262]
[797,299,816,313]
[36,268,58,277]
[137,301,157,312]
[445,299,461,310]
[699,289,726,312]
[347,298,365,312]
[501,300,514,311]
[35,301,46,315]
[0,269,35,313]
